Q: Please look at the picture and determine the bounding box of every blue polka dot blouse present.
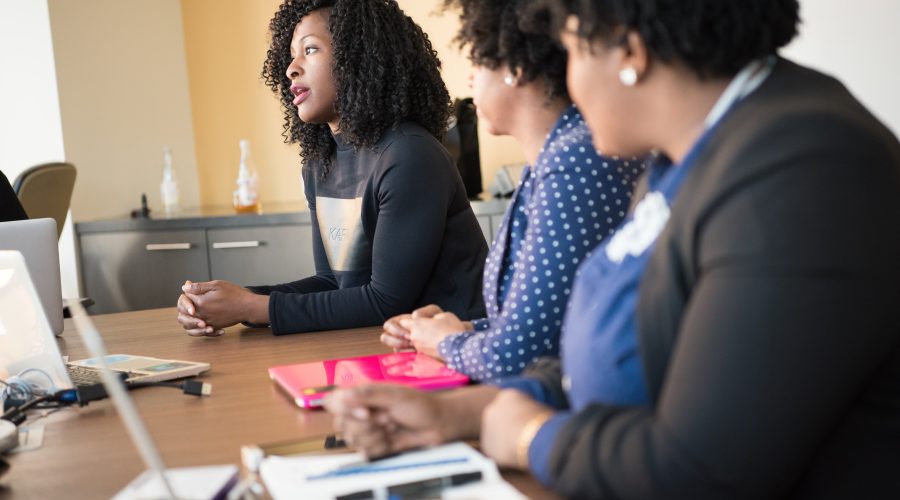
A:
[437,106,647,382]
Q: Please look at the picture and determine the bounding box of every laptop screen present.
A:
[0,218,64,336]
[0,250,71,389]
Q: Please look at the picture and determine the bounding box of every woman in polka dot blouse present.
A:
[379,0,646,382]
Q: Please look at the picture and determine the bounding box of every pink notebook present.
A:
[268,352,470,408]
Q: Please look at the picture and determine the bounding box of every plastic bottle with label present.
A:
[160,145,180,215]
[233,139,261,214]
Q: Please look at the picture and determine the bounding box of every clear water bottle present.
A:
[233,139,261,214]
[160,145,180,215]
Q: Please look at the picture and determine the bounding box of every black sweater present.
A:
[526,59,900,498]
[249,123,487,334]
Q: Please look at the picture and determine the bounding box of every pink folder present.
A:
[268,352,470,408]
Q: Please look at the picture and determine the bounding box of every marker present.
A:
[388,471,483,498]
[334,471,483,500]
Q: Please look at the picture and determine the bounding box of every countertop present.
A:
[74,198,510,234]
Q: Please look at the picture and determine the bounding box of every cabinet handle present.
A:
[145,243,192,251]
[212,241,262,249]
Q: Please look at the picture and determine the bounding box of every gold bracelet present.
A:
[516,410,555,470]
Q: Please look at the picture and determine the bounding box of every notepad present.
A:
[268,352,469,408]
[259,442,525,500]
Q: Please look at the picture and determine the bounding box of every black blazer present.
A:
[532,59,900,498]
[1,170,28,222]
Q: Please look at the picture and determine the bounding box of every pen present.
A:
[334,471,484,500]
[306,457,470,480]
[388,470,483,498]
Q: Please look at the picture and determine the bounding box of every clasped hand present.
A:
[379,304,473,360]
[176,279,260,337]
[325,384,555,470]
[324,384,449,459]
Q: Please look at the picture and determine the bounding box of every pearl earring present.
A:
[619,67,638,86]
[504,74,515,87]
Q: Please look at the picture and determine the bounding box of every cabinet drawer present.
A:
[79,229,209,314]
[475,215,491,246]
[207,225,315,286]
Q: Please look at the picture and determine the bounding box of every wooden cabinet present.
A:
[76,200,508,314]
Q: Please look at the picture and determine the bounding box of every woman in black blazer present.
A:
[1,170,28,222]
[326,1,900,497]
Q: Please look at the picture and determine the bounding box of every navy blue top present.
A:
[437,107,645,381]
[502,119,727,485]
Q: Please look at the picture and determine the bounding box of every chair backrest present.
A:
[13,162,77,239]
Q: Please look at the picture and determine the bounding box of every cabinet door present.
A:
[475,215,491,245]
[490,214,506,243]
[79,230,209,314]
[207,224,315,287]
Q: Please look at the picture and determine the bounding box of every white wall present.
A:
[0,0,79,299]
[783,0,900,137]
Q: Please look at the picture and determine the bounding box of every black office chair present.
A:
[442,98,482,200]
[13,162,77,239]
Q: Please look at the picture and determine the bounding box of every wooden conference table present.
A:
[1,308,556,499]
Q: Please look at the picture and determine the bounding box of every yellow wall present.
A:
[181,0,301,208]
[182,0,524,207]
[399,1,525,193]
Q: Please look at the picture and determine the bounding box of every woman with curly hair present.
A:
[378,0,644,382]
[175,0,488,336]
[327,0,900,497]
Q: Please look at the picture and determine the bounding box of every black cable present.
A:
[128,382,181,390]
[127,380,212,397]
[2,394,52,419]
[3,379,212,426]
[1,394,55,425]
[77,378,212,404]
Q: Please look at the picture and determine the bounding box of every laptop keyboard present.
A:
[66,365,106,387]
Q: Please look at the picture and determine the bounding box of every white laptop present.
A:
[0,218,64,335]
[0,250,210,390]
[68,299,238,500]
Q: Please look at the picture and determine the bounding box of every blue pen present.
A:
[306,456,470,480]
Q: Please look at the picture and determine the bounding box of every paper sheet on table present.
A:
[259,441,525,499]
[111,465,239,500]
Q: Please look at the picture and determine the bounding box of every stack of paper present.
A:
[259,441,525,499]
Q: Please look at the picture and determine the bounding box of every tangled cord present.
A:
[1,368,57,404]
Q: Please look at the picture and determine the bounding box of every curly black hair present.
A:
[443,0,569,102]
[541,0,801,79]
[262,0,452,175]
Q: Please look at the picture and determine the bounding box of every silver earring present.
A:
[504,74,515,87]
[619,67,638,86]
